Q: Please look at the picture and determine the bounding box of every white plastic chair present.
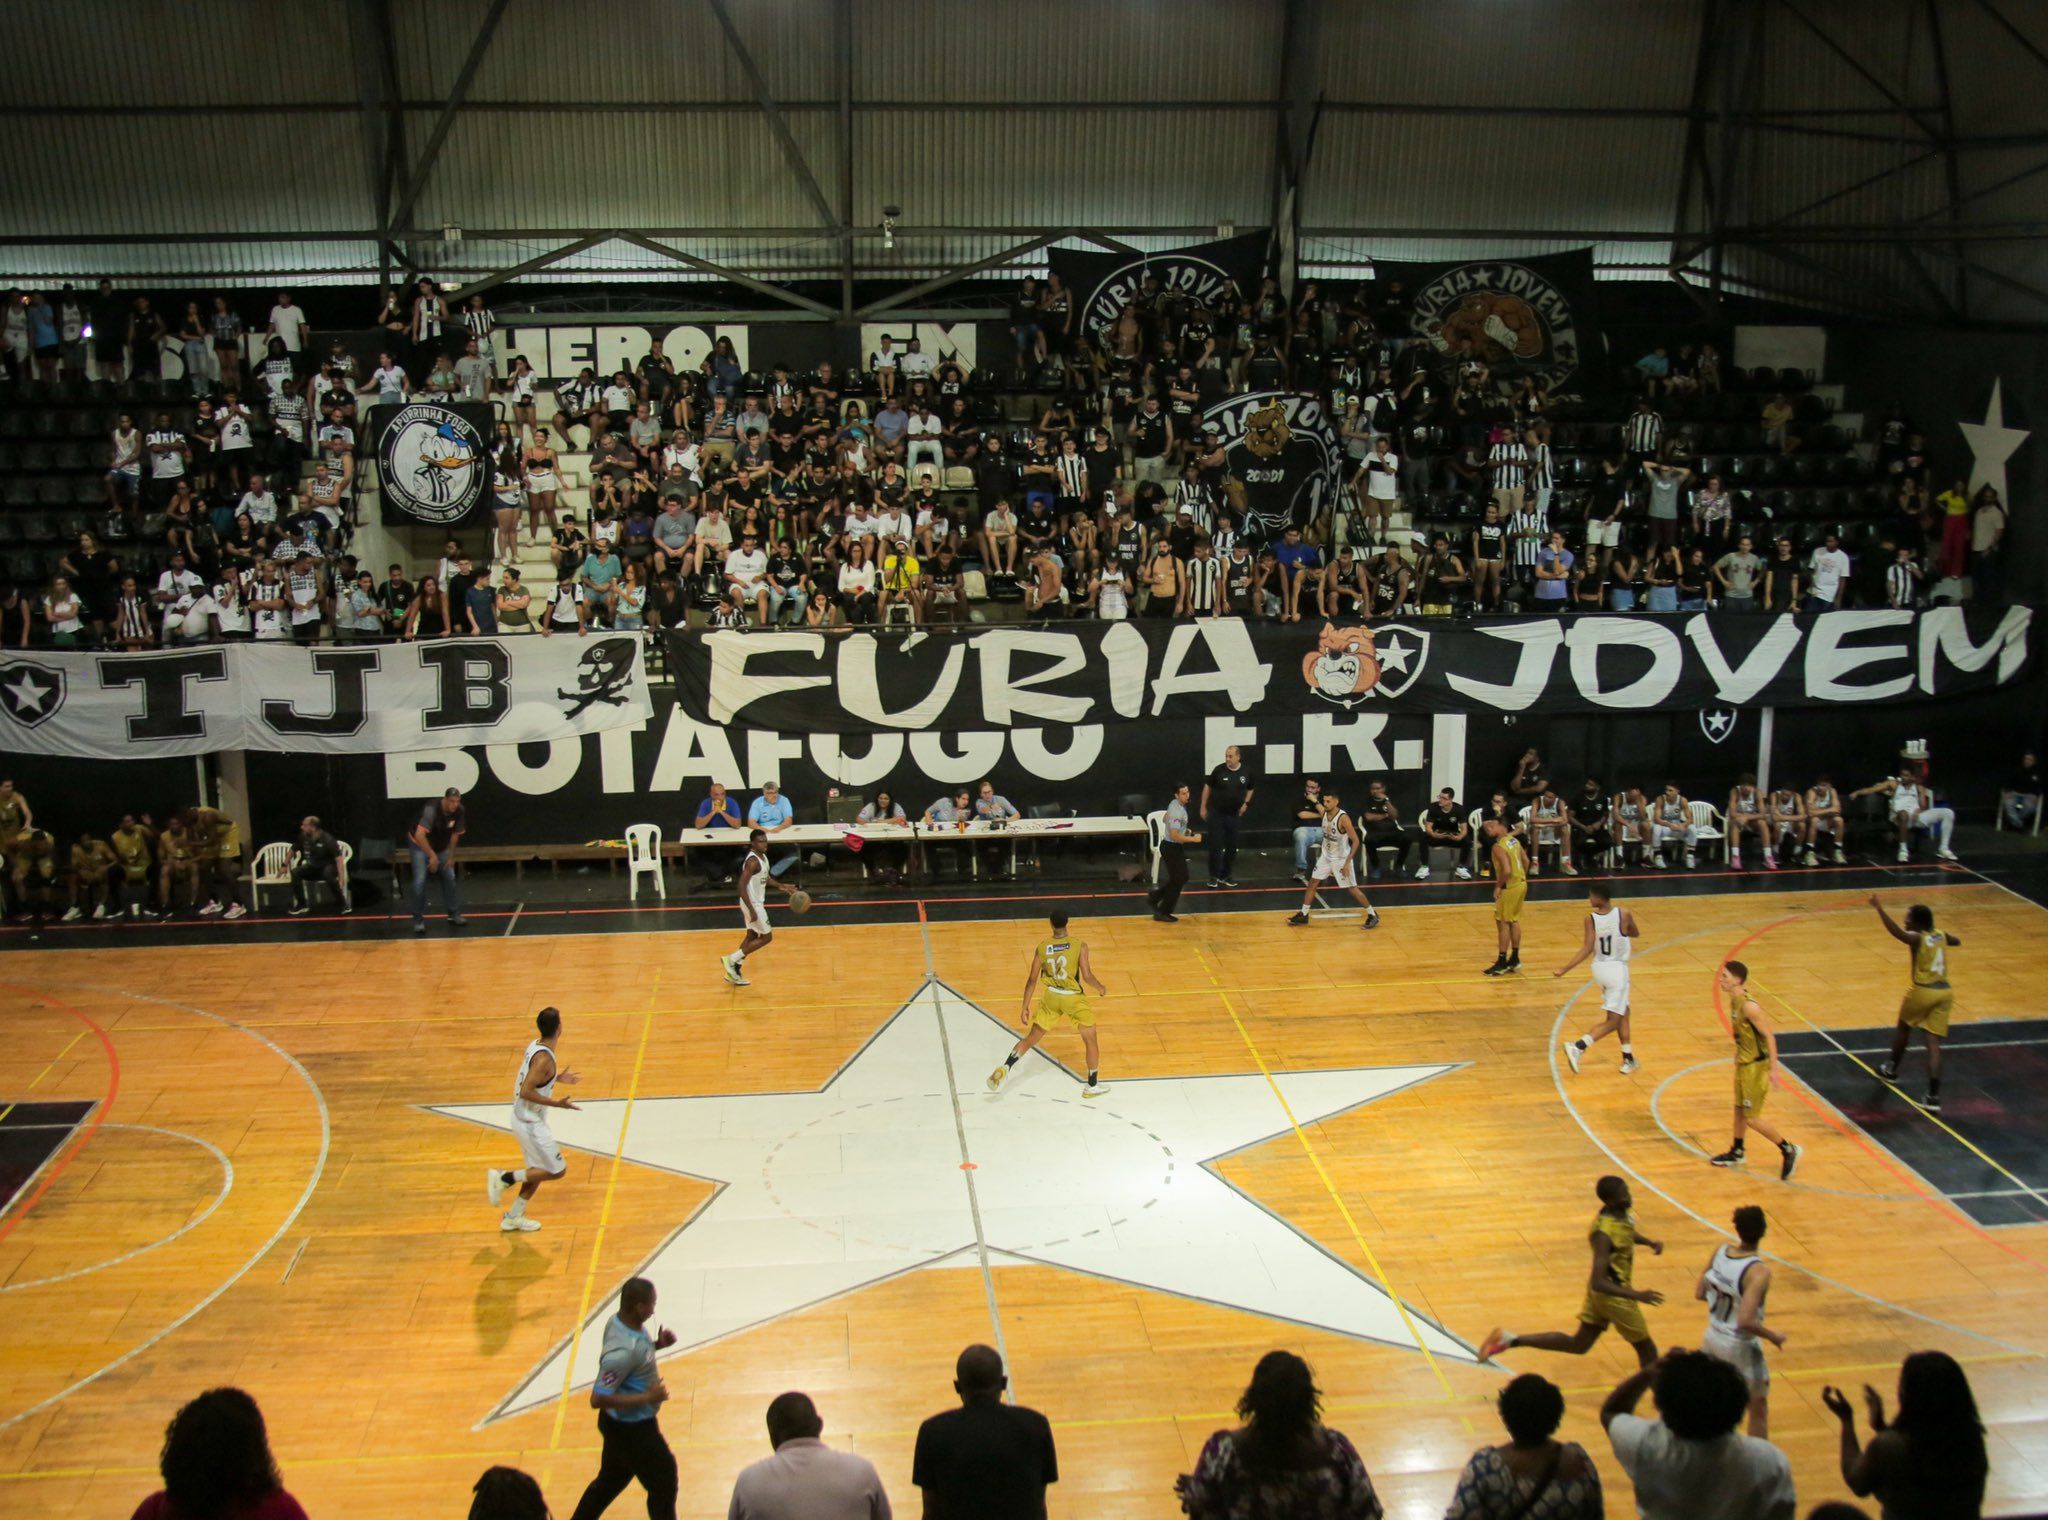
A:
[626,823,665,900]
[1997,788,2043,835]
[251,842,292,909]
[1467,807,1489,874]
[335,841,354,911]
[1688,800,1727,862]
[1145,809,1168,885]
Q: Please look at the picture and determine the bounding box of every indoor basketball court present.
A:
[3,872,2045,1517]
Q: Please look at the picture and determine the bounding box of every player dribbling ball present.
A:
[787,888,812,914]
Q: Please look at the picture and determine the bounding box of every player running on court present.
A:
[1482,818,1526,975]
[1478,1175,1665,1368]
[1286,790,1380,931]
[486,1006,580,1232]
[1710,961,1802,1179]
[1556,881,1640,1074]
[1870,894,1961,1111]
[722,828,797,987]
[989,910,1110,1097]
[1696,1204,1784,1438]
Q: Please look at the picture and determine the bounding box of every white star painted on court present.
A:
[430,980,1470,1425]
[1377,636,1413,674]
[1,669,53,716]
[1958,378,2029,501]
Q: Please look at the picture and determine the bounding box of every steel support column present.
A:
[391,0,514,234]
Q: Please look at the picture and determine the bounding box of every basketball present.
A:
[787,889,813,914]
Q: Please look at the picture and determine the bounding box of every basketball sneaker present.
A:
[1779,1142,1801,1180]
[500,1215,541,1233]
[1877,1060,1899,1081]
[487,1169,508,1207]
[1477,1328,1513,1361]
[1287,911,1310,926]
[1709,1145,1745,1167]
[1563,1040,1583,1074]
[721,953,748,987]
[1619,1055,1640,1075]
[1921,1091,1941,1112]
[1361,908,1380,930]
[986,1065,1007,1092]
[1082,1080,1108,1099]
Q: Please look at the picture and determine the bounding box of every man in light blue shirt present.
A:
[569,1276,678,1520]
[746,780,799,878]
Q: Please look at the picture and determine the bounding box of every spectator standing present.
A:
[1200,744,1254,888]
[1715,536,1762,612]
[1761,538,1801,613]
[408,787,468,934]
[266,290,309,354]
[1533,532,1573,607]
[729,1391,891,1520]
[1970,487,2006,602]
[1601,1351,1795,1520]
[1807,534,1850,613]
[1443,1373,1603,1520]
[1150,782,1200,923]
[1291,776,1326,883]
[129,1387,309,1520]
[1821,1351,1986,1520]
[911,1345,1055,1520]
[1178,1351,1381,1520]
[210,295,245,391]
[89,277,127,380]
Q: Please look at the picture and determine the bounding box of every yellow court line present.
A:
[1757,980,2048,1212]
[0,1028,91,1129]
[1192,948,1456,1401]
[542,968,663,1488]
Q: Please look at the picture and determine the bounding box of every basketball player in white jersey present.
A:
[722,827,794,987]
[1556,882,1640,1074]
[1726,772,1773,870]
[1650,781,1697,869]
[486,1006,580,1232]
[1695,1204,1783,1436]
[1286,790,1380,930]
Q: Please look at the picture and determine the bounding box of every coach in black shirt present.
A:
[912,1345,1056,1520]
[1200,745,1255,888]
[1569,777,1614,866]
[1360,779,1413,879]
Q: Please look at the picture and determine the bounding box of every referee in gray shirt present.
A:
[569,1277,678,1520]
[1148,782,1202,922]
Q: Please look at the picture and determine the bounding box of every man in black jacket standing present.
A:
[1200,744,1255,888]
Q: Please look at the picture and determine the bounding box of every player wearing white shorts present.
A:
[1556,882,1640,1074]
[1650,782,1697,868]
[1696,1204,1783,1437]
[1286,791,1380,930]
[486,1007,580,1232]
[722,827,795,987]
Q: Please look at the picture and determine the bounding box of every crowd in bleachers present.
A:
[0,273,2015,649]
[127,1337,1987,1520]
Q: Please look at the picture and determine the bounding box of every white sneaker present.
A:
[198,901,223,917]
[91,904,107,920]
[1685,852,1697,868]
[1454,866,1471,880]
[720,953,746,986]
[126,903,141,918]
[1802,849,1816,866]
[1652,854,1668,869]
[1563,1041,1583,1074]
[1082,1081,1108,1098]
[1561,861,1578,876]
[487,1169,507,1207]
[1936,847,1958,862]
[1415,866,1430,881]
[61,907,81,922]
[1619,1055,1640,1075]
[1833,847,1847,864]
[223,903,247,920]
[1897,843,1910,862]
[500,1215,541,1232]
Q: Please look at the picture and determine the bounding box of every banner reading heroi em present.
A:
[1049,231,1271,345]
[369,401,494,527]
[0,637,652,759]
[1372,249,1604,388]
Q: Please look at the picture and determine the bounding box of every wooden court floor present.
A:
[2,881,2046,1519]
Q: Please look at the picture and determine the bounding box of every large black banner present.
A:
[1050,232,1271,345]
[669,608,2033,732]
[367,401,495,527]
[1373,249,1603,388]
[1202,390,1344,540]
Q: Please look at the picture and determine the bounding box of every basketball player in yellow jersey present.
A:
[1711,961,1802,1179]
[1478,1175,1665,1368]
[1871,894,1961,1112]
[989,910,1110,1097]
[1483,817,1528,975]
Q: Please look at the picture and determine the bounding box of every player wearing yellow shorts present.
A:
[988,911,1109,1098]
[1483,818,1528,976]
[1711,961,1801,1179]
[1871,894,1960,1113]
[1478,1175,1665,1368]
[110,814,156,918]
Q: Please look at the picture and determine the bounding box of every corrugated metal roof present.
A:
[1314,0,1703,110]
[0,0,353,108]
[855,108,1272,230]
[387,0,836,105]
[850,0,1270,103]
[1303,115,1687,237]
